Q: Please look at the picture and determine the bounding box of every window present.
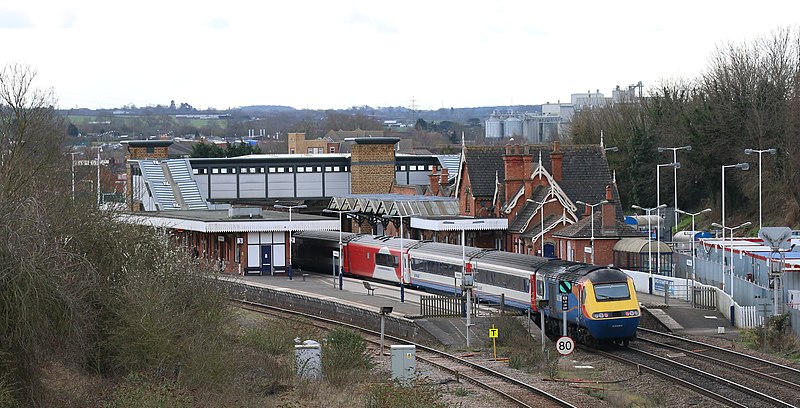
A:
[268,167,277,173]
[192,168,199,174]
[212,168,219,174]
[240,168,248,174]
[306,167,314,172]
[325,166,332,172]
[428,165,435,171]
[329,146,336,153]
[594,283,630,301]
[400,165,406,171]
[316,167,321,172]
[297,167,305,173]
[376,253,398,267]
[250,167,257,173]
[221,168,228,174]
[465,188,471,213]
[333,166,340,172]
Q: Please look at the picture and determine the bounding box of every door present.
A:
[260,245,272,275]
[544,243,555,258]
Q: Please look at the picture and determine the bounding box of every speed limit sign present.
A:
[556,336,574,356]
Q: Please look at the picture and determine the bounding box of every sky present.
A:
[1,0,798,111]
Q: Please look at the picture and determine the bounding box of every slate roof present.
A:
[516,144,622,220]
[520,214,562,239]
[508,185,550,232]
[463,145,505,197]
[552,211,642,239]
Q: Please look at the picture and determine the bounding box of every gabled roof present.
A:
[553,212,642,239]
[520,213,574,239]
[462,145,505,197]
[508,185,550,232]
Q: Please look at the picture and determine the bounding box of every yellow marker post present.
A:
[489,324,499,360]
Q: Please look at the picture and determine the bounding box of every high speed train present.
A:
[291,231,640,344]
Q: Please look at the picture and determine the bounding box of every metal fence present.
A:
[674,253,771,307]
[419,294,476,317]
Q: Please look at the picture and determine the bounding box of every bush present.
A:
[104,375,193,408]
[322,328,373,386]
[364,380,449,408]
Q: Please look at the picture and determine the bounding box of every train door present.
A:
[534,274,547,312]
[401,251,411,284]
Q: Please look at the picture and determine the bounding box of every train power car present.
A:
[533,261,640,345]
[292,231,641,345]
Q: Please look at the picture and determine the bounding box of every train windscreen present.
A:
[593,283,630,301]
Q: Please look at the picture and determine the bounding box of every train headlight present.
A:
[624,310,639,317]
[592,312,610,319]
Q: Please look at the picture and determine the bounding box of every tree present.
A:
[67,122,80,137]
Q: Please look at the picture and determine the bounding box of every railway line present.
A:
[634,328,800,406]
[235,298,576,408]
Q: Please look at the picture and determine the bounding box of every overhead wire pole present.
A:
[744,148,777,231]
[633,204,666,294]
[676,208,711,304]
[720,163,749,294]
[658,146,691,232]
[324,208,355,290]
[382,213,411,303]
[527,197,556,257]
[275,203,307,281]
[575,199,608,265]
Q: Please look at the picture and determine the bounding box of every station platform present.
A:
[637,291,738,340]
[229,272,739,344]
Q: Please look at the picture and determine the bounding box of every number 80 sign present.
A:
[556,336,574,356]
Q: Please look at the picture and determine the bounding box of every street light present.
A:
[675,207,712,301]
[576,199,608,265]
[712,221,751,299]
[442,219,484,349]
[744,148,777,231]
[382,213,412,303]
[275,203,307,281]
[632,204,667,294]
[526,198,557,257]
[658,145,691,230]
[69,151,82,201]
[721,162,749,293]
[323,208,355,290]
[656,161,680,263]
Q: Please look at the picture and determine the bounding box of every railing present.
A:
[419,294,476,318]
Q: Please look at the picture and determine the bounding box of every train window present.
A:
[594,283,630,301]
[537,281,545,298]
[376,253,398,267]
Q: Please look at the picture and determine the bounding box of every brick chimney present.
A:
[601,185,616,231]
[504,144,525,203]
[522,145,534,194]
[440,167,449,185]
[550,141,563,182]
[429,169,440,195]
[350,137,399,194]
[583,203,592,217]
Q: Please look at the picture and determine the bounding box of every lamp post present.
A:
[526,198,557,257]
[721,163,750,293]
[69,151,82,201]
[323,208,355,290]
[443,219,484,349]
[383,213,411,303]
[656,162,680,248]
[712,221,751,299]
[676,208,712,301]
[275,203,307,281]
[632,204,666,294]
[576,199,608,265]
[658,146,691,231]
[744,148,777,231]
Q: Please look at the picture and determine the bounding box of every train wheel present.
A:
[623,339,630,347]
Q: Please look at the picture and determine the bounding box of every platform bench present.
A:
[363,281,376,295]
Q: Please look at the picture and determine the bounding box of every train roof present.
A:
[538,260,629,284]
[351,234,421,250]
[293,230,361,244]
[409,241,550,272]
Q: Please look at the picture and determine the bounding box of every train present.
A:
[291,231,640,344]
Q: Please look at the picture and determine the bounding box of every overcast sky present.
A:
[1,1,798,111]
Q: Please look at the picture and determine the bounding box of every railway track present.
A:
[635,328,800,407]
[235,299,576,408]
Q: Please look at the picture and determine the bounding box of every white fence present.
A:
[622,269,763,329]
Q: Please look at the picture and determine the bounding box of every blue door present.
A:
[260,245,272,275]
[544,243,555,258]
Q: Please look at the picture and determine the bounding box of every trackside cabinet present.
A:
[390,345,416,386]
[295,340,321,380]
